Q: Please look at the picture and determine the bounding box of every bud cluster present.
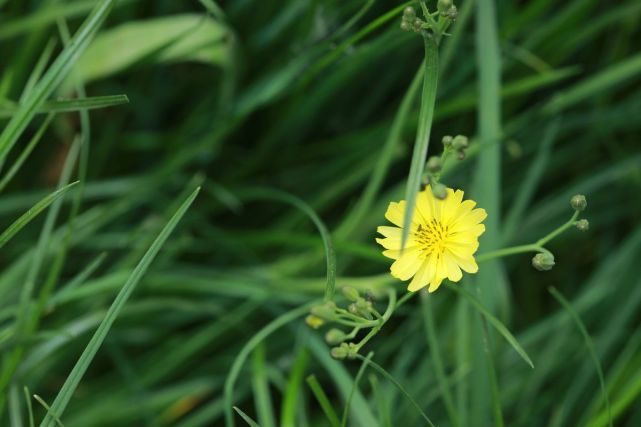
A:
[437,0,458,20]
[308,287,386,360]
[400,7,424,33]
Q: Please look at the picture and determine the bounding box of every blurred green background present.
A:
[1,0,641,426]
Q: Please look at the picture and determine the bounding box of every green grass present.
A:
[1,0,640,426]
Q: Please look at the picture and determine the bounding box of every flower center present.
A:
[414,219,450,257]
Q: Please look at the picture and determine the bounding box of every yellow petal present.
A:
[428,276,444,293]
[382,249,401,259]
[444,254,463,282]
[408,261,430,291]
[452,253,479,274]
[385,201,417,228]
[390,248,422,280]
[377,226,401,238]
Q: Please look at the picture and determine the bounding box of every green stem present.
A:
[477,211,580,262]
[536,211,579,246]
[401,32,439,250]
[354,290,397,352]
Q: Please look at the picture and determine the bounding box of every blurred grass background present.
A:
[1,0,641,426]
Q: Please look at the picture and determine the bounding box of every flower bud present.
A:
[310,302,336,320]
[305,315,324,329]
[442,135,453,147]
[400,20,411,32]
[570,194,587,212]
[456,150,466,160]
[403,6,416,19]
[331,344,348,359]
[432,183,447,200]
[576,219,589,232]
[325,328,347,345]
[437,0,453,14]
[341,286,360,302]
[412,18,424,32]
[532,252,555,271]
[451,135,469,150]
[427,156,442,173]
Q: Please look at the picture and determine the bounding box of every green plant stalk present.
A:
[477,211,580,262]
[401,32,439,250]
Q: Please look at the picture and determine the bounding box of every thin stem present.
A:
[354,290,396,352]
[536,211,579,246]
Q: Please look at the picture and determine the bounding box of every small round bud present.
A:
[331,344,348,359]
[570,194,587,212]
[456,150,466,160]
[305,315,324,329]
[412,18,423,32]
[432,183,448,200]
[427,156,442,173]
[437,0,453,14]
[346,343,359,359]
[325,328,347,345]
[576,219,589,232]
[400,20,411,32]
[341,286,360,302]
[442,135,453,147]
[403,6,416,19]
[532,252,555,271]
[451,135,469,150]
[310,302,335,320]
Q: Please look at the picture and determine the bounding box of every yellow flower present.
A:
[376,186,487,293]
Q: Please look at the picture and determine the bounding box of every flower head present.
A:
[376,186,486,292]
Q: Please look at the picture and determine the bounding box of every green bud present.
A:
[456,150,466,160]
[400,20,411,32]
[438,0,453,14]
[346,342,359,359]
[427,156,442,173]
[442,135,453,147]
[305,315,324,329]
[576,219,589,232]
[451,135,469,150]
[341,286,360,302]
[432,182,448,200]
[532,252,555,271]
[325,328,347,345]
[403,6,416,19]
[331,344,348,359]
[310,302,336,320]
[412,18,423,32]
[348,302,359,315]
[570,194,587,212]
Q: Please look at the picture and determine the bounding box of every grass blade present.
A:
[0,0,118,163]
[356,355,435,427]
[548,287,612,427]
[239,188,335,301]
[233,407,261,427]
[0,95,130,118]
[23,387,35,427]
[401,33,439,250]
[251,344,275,427]
[224,303,314,427]
[306,375,341,427]
[341,351,373,427]
[280,347,309,427]
[0,181,78,250]
[38,186,200,427]
[447,283,534,369]
[33,395,64,427]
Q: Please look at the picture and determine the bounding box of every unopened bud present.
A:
[400,20,411,32]
[570,194,587,212]
[432,183,447,200]
[310,302,336,320]
[427,156,442,173]
[325,328,347,345]
[576,219,589,232]
[456,150,466,160]
[412,18,423,32]
[442,135,453,147]
[403,6,416,19]
[532,252,555,271]
[331,344,348,359]
[305,315,324,329]
[451,135,469,150]
[342,286,360,301]
[437,0,453,14]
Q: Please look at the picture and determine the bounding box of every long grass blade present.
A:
[0,95,129,118]
[305,375,341,427]
[38,186,200,427]
[233,407,261,427]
